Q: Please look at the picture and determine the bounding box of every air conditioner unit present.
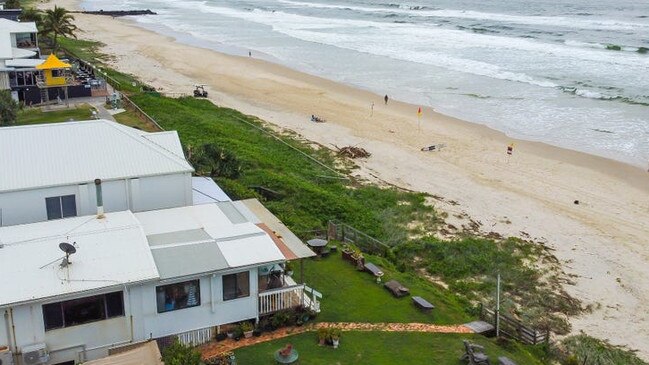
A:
[0,345,15,365]
[21,344,49,365]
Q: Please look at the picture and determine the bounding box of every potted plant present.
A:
[341,244,355,263]
[232,326,244,341]
[317,328,328,346]
[215,332,228,342]
[284,261,294,277]
[330,329,341,349]
[240,321,254,338]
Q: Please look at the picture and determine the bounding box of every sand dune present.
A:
[49,0,649,358]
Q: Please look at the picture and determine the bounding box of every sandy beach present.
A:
[46,0,649,357]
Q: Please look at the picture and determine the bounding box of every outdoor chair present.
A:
[411,296,435,312]
[460,340,491,365]
[383,280,410,297]
[497,356,517,365]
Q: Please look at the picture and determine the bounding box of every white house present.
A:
[0,201,316,365]
[0,120,195,227]
[0,18,39,97]
[0,119,317,365]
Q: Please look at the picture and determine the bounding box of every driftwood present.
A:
[336,145,371,159]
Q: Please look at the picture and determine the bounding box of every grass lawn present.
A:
[303,253,470,325]
[234,332,545,365]
[112,109,160,132]
[16,104,95,126]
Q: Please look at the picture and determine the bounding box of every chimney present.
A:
[94,178,105,219]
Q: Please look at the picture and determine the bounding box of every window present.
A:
[42,291,124,331]
[223,272,250,301]
[46,195,77,220]
[156,280,200,313]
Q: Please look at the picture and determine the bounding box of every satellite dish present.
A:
[59,242,77,255]
[59,242,77,268]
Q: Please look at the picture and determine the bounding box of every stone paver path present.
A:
[199,322,472,359]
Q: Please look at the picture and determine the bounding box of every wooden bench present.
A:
[364,263,383,277]
[412,296,435,312]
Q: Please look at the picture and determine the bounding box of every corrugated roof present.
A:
[136,203,285,273]
[151,241,229,279]
[0,211,159,307]
[238,199,316,259]
[84,341,163,365]
[0,120,194,192]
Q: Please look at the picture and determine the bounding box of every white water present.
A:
[83,0,649,166]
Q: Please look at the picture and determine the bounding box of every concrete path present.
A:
[199,322,472,359]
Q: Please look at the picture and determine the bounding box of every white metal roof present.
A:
[238,199,316,259]
[0,18,37,33]
[192,176,232,204]
[136,204,285,276]
[0,120,194,193]
[0,211,160,307]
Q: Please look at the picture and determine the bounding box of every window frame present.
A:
[222,271,250,301]
[45,194,77,220]
[155,279,201,314]
[42,291,124,331]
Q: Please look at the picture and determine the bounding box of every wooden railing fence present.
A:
[327,220,390,256]
[480,304,549,345]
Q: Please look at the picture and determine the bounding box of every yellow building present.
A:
[36,53,72,87]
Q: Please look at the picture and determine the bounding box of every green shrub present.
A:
[161,340,201,365]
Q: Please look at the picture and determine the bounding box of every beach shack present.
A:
[35,54,73,104]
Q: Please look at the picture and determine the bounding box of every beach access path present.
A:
[47,0,649,359]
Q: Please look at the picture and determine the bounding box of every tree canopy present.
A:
[41,6,77,50]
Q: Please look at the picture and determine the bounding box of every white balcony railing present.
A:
[258,284,305,315]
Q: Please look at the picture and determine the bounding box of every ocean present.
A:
[82,0,649,166]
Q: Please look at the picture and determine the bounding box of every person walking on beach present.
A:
[384,94,389,105]
[248,51,252,57]
[370,102,374,117]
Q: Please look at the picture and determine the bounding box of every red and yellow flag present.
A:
[417,107,422,117]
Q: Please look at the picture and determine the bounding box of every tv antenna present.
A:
[59,242,77,268]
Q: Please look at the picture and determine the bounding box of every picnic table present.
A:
[384,280,410,297]
[306,239,328,255]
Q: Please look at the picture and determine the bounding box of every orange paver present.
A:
[199,322,472,359]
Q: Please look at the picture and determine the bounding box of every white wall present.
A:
[0,173,193,226]
[131,268,259,340]
[5,289,134,365]
[1,267,261,365]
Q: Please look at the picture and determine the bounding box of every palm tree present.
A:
[41,6,77,51]
[4,0,21,9]
[19,8,43,26]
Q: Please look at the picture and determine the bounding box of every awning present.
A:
[238,199,316,260]
[36,53,71,70]
[5,58,43,68]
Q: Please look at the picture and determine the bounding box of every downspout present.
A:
[4,310,13,352]
[7,308,17,353]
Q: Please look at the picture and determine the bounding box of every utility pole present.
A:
[496,272,501,337]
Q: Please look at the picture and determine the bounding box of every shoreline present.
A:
[47,0,649,359]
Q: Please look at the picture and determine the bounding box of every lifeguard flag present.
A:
[417,107,422,117]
